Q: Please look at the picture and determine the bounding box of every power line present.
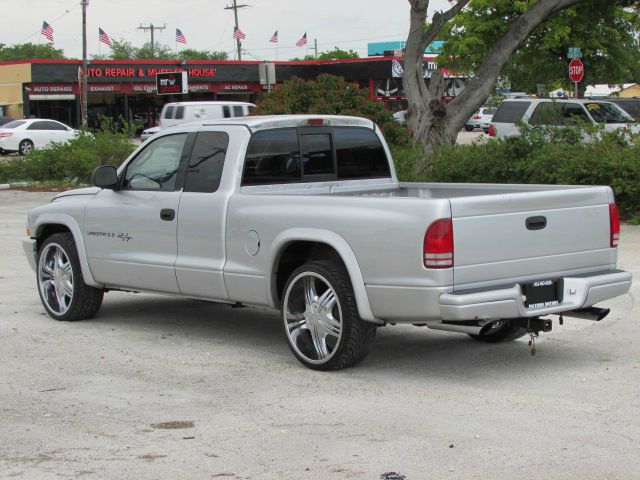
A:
[17,0,81,44]
[137,23,167,55]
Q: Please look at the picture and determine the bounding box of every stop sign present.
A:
[569,58,584,82]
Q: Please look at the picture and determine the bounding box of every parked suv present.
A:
[488,99,638,138]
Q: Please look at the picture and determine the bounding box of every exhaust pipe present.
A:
[426,321,493,336]
[561,307,610,321]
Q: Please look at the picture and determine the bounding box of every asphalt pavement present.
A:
[1,190,638,480]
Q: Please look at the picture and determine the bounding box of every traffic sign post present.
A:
[569,58,584,98]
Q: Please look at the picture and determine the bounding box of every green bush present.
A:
[0,128,135,184]
[402,126,640,220]
[253,74,411,147]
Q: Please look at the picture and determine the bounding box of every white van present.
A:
[141,101,255,140]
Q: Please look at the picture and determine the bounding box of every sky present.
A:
[1,0,453,60]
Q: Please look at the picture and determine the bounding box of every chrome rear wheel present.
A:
[38,243,74,316]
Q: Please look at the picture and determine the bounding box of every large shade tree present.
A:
[403,0,637,150]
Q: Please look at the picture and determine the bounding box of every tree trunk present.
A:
[403,0,586,152]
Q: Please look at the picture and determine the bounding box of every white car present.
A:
[465,107,497,132]
[0,118,80,155]
[140,126,160,142]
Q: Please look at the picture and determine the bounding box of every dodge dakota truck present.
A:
[23,115,632,370]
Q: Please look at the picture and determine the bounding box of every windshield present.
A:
[584,103,632,124]
[2,120,26,129]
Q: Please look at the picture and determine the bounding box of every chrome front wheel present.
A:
[36,233,103,321]
[38,243,74,316]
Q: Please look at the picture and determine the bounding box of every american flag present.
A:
[98,28,112,46]
[41,21,54,42]
[295,32,307,47]
[269,30,278,43]
[176,28,187,44]
[233,26,246,40]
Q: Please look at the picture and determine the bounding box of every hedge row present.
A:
[0,129,135,184]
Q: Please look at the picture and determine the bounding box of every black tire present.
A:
[465,126,474,132]
[468,319,528,343]
[281,260,377,371]
[18,139,34,155]
[36,232,103,321]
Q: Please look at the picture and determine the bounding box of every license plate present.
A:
[523,279,562,309]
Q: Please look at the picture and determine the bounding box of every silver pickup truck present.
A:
[23,115,632,370]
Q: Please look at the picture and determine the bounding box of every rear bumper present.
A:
[439,270,632,321]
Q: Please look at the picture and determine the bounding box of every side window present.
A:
[223,106,232,118]
[492,101,531,123]
[174,106,185,119]
[163,106,174,119]
[28,121,54,130]
[334,128,391,180]
[300,133,333,176]
[123,133,187,191]
[232,105,244,117]
[242,129,301,186]
[563,103,589,125]
[184,131,229,193]
[529,103,563,126]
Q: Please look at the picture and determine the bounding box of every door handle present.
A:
[160,208,175,221]
[526,216,547,230]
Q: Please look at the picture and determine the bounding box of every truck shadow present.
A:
[96,293,603,378]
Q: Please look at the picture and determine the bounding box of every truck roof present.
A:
[189,114,376,131]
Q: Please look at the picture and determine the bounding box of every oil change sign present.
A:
[156,71,188,95]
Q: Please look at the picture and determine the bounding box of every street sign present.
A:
[569,58,584,82]
[567,47,582,59]
[156,71,188,95]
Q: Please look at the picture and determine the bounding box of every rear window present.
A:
[334,128,390,180]
[2,120,26,129]
[241,126,391,186]
[174,106,185,119]
[163,106,174,119]
[492,101,531,123]
[242,129,301,186]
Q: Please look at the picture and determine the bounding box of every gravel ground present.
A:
[0,190,638,480]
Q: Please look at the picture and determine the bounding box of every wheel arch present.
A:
[269,228,380,323]
[34,214,100,288]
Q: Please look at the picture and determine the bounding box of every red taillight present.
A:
[473,115,481,119]
[307,118,324,126]
[424,218,454,269]
[0,132,12,138]
[488,123,495,137]
[609,203,620,247]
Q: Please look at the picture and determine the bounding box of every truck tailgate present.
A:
[450,186,614,288]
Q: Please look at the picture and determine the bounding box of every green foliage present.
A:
[292,47,360,61]
[400,126,640,219]
[178,49,228,61]
[0,42,66,61]
[0,127,135,184]
[252,74,410,147]
[439,0,640,92]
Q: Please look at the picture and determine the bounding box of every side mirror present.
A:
[91,165,119,189]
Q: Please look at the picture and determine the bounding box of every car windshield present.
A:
[2,120,26,129]
[584,103,632,124]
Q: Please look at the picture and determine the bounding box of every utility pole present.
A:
[314,38,318,58]
[137,23,166,56]
[81,0,88,128]
[224,0,249,61]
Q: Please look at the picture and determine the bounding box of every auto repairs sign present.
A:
[156,71,188,95]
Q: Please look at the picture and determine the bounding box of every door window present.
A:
[27,120,67,130]
[123,134,188,191]
[184,131,229,193]
[232,105,244,117]
[562,103,590,125]
[174,106,185,119]
[163,106,175,119]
